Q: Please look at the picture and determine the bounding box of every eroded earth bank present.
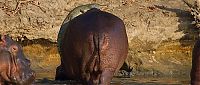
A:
[0,0,197,83]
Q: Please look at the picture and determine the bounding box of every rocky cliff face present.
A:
[0,0,197,78]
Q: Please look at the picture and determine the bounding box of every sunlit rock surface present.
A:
[0,0,196,79]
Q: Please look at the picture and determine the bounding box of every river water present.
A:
[34,76,190,85]
[20,42,191,85]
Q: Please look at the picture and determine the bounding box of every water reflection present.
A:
[111,77,190,85]
[20,42,190,85]
[35,77,190,85]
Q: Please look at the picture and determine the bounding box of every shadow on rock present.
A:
[155,5,199,46]
[17,36,56,46]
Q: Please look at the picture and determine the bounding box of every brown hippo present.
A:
[56,8,128,85]
[191,39,200,85]
[57,4,101,57]
[0,35,35,85]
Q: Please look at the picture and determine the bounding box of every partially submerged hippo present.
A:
[56,8,128,85]
[191,39,200,85]
[0,35,35,85]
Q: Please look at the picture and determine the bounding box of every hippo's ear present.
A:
[12,45,18,51]
[10,45,19,54]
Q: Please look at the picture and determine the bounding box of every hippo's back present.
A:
[64,8,128,59]
[68,8,125,33]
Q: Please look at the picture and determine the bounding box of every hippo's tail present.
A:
[87,33,109,74]
[92,33,101,73]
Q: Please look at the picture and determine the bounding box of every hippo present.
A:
[55,8,128,85]
[0,35,35,85]
[191,39,200,85]
[57,4,101,57]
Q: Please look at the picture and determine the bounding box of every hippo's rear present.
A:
[56,8,128,85]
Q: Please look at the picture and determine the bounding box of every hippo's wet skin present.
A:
[191,39,200,85]
[56,8,128,85]
[57,4,101,57]
[0,35,35,85]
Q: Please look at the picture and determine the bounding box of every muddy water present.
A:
[34,76,190,85]
[113,76,190,85]
[19,40,190,85]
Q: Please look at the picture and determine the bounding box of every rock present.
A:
[0,0,196,78]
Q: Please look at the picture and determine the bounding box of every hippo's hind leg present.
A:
[87,71,101,85]
[0,78,5,85]
[99,69,115,85]
[55,65,68,80]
